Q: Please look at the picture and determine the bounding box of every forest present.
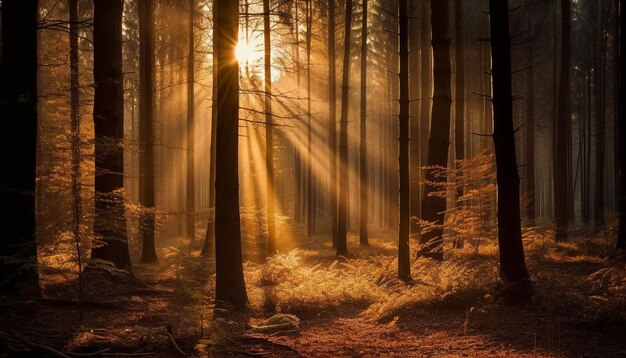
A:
[1,0,626,356]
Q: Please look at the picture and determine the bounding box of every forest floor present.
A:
[1,219,626,357]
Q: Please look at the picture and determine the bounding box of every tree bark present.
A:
[186,0,196,243]
[409,0,420,236]
[398,0,411,281]
[488,0,531,290]
[594,0,607,230]
[328,0,338,246]
[618,0,626,252]
[90,0,132,270]
[138,0,158,264]
[419,0,452,261]
[454,0,465,203]
[337,0,353,256]
[0,0,41,296]
[526,1,536,226]
[264,0,277,253]
[555,0,571,242]
[359,0,369,246]
[213,0,248,309]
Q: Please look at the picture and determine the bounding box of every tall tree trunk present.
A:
[419,0,431,222]
[90,0,132,270]
[617,0,626,252]
[202,60,218,256]
[328,0,338,246]
[398,0,411,280]
[359,0,369,246]
[488,0,531,290]
[186,0,196,242]
[419,0,452,260]
[294,0,302,223]
[454,0,465,202]
[139,0,157,264]
[213,0,248,309]
[555,0,570,242]
[0,0,41,296]
[453,0,465,247]
[337,0,353,256]
[69,0,84,318]
[409,0,420,235]
[526,1,536,226]
[594,0,607,230]
[306,0,315,237]
[264,0,277,253]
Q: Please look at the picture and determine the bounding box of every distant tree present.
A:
[213,0,248,309]
[328,0,338,247]
[419,0,452,260]
[555,0,571,242]
[0,0,41,296]
[618,0,626,252]
[264,0,277,253]
[139,0,158,264]
[306,0,315,237]
[593,0,607,231]
[398,0,411,281]
[186,0,196,243]
[488,0,532,290]
[336,0,353,256]
[202,59,218,257]
[90,0,133,270]
[525,0,536,227]
[359,0,369,246]
[454,0,465,211]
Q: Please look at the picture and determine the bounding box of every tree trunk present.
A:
[419,0,431,223]
[359,0,369,246]
[419,0,452,261]
[202,59,218,257]
[328,0,338,246]
[138,0,157,264]
[618,0,626,252]
[90,0,132,270]
[488,0,531,290]
[594,0,607,230]
[454,0,465,203]
[306,0,315,237]
[0,0,41,296]
[526,1,536,226]
[453,0,465,247]
[264,0,277,253]
[555,0,570,242]
[336,0,353,256]
[398,0,411,281]
[409,0,420,236]
[213,0,248,309]
[186,0,196,243]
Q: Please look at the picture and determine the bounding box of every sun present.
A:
[235,38,262,64]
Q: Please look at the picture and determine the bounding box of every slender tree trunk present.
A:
[328,0,338,246]
[453,0,465,246]
[594,0,607,230]
[294,0,302,223]
[359,0,369,246]
[419,0,431,222]
[306,0,315,237]
[69,0,84,316]
[555,0,570,242]
[419,0,452,260]
[337,0,353,256]
[526,1,536,226]
[398,0,411,280]
[488,0,531,290]
[0,0,41,296]
[454,0,465,199]
[617,0,626,252]
[186,0,196,242]
[138,0,157,264]
[213,0,248,309]
[409,0,420,236]
[90,0,132,270]
[202,60,218,256]
[264,0,277,253]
